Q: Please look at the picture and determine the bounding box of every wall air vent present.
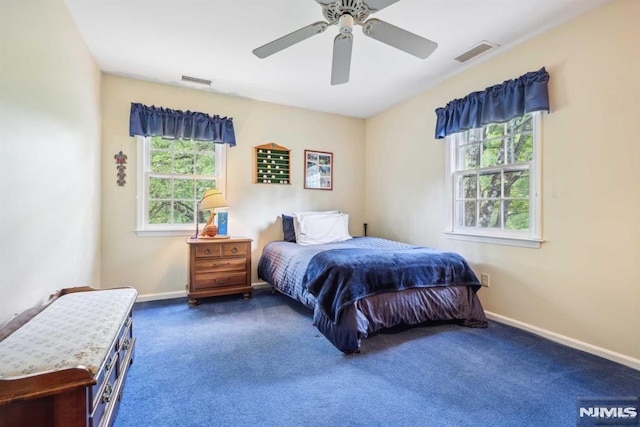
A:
[454,41,498,63]
[181,75,212,86]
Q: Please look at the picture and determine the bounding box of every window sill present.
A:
[444,231,543,248]
[136,228,197,238]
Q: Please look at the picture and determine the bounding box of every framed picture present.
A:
[304,150,333,190]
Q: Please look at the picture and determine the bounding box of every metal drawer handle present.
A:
[102,383,114,404]
[214,278,230,284]
[231,247,238,254]
[122,338,131,351]
[105,356,115,371]
[204,248,212,254]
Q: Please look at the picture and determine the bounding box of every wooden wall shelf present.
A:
[254,143,290,185]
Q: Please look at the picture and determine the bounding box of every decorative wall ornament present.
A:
[254,143,291,185]
[114,150,127,186]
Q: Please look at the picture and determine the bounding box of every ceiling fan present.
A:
[252,0,438,85]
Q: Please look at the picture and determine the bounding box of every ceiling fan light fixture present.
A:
[338,14,354,33]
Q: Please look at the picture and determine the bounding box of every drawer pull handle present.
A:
[102,383,114,404]
[231,247,238,254]
[213,262,230,267]
[214,278,230,284]
[122,338,131,351]
[105,356,115,371]
[204,248,212,254]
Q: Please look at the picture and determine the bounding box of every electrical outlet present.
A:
[481,273,490,287]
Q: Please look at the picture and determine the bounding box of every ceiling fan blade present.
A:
[362,18,437,59]
[362,0,402,12]
[253,22,328,58]
[331,33,353,85]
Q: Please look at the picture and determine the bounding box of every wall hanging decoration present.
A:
[254,143,290,185]
[304,149,333,190]
[114,150,127,186]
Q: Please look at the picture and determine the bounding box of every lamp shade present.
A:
[200,189,229,210]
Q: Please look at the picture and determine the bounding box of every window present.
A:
[444,112,542,248]
[136,136,225,236]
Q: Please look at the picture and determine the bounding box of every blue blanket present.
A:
[304,247,481,323]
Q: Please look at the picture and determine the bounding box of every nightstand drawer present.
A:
[195,242,248,258]
[195,257,246,274]
[195,243,222,258]
[222,242,247,256]
[194,272,247,290]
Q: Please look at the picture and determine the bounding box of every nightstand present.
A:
[186,237,252,306]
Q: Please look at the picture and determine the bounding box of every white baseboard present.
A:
[135,290,186,302]
[485,311,640,371]
[135,282,272,303]
[251,281,271,290]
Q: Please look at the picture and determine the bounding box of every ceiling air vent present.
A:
[454,41,498,63]
[181,75,212,86]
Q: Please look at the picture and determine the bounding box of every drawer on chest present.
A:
[196,257,246,274]
[195,242,247,258]
[116,316,134,375]
[194,272,248,290]
[91,350,118,423]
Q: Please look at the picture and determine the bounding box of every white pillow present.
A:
[292,211,339,242]
[294,212,352,246]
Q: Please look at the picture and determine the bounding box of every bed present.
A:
[258,230,488,353]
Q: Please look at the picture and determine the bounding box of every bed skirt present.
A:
[311,285,488,353]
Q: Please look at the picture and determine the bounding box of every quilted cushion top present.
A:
[0,288,137,378]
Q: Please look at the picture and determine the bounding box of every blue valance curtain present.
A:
[434,67,550,139]
[129,102,236,146]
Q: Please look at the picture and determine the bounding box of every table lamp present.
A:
[195,189,230,239]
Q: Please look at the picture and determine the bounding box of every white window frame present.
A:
[444,112,543,248]
[135,136,226,237]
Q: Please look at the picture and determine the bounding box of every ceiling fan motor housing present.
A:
[322,0,372,25]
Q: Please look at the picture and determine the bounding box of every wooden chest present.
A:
[0,286,137,427]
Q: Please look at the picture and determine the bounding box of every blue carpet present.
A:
[115,289,639,427]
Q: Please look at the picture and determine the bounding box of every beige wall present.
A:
[365,0,640,361]
[100,75,365,297]
[0,0,102,324]
[2,0,636,367]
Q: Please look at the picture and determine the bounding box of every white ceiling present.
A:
[63,0,612,118]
